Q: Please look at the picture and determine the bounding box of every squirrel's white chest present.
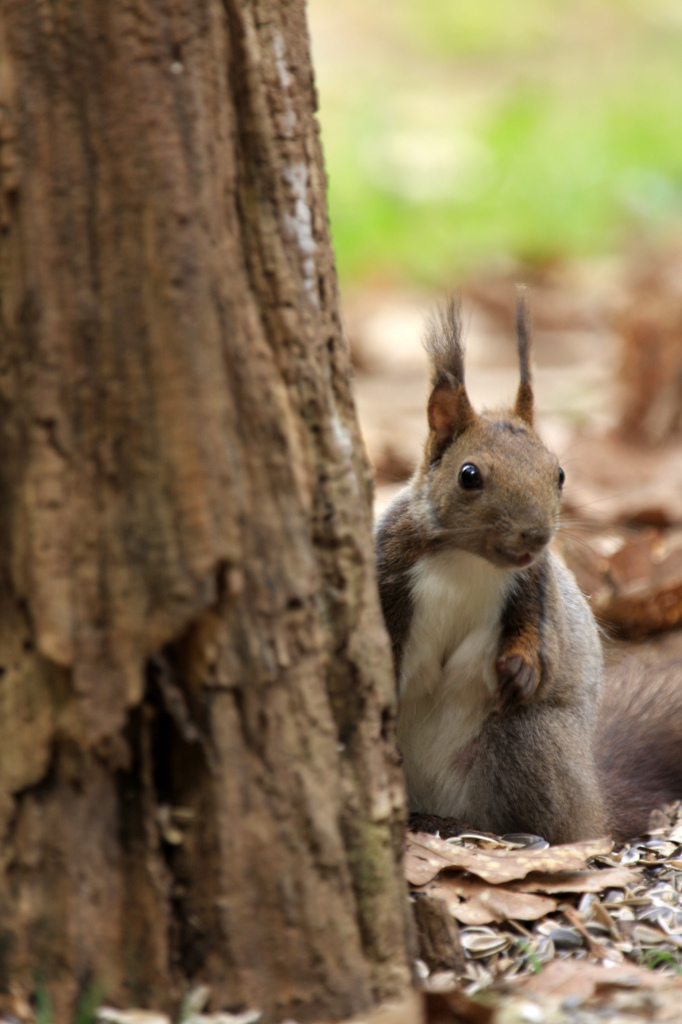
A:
[397,548,512,815]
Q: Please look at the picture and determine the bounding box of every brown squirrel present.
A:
[375,297,682,845]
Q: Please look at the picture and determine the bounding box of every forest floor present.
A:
[346,253,682,1023]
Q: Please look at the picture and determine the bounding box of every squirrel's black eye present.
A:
[458,463,483,490]
[558,467,565,489]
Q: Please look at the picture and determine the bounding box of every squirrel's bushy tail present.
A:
[598,636,682,841]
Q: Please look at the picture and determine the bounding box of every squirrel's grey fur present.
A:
[375,301,682,843]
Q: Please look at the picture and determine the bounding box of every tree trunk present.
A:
[0,2,410,1021]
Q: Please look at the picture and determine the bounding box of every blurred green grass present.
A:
[308,0,682,285]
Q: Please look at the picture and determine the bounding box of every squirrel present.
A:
[375,296,682,845]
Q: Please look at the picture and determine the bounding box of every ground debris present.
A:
[557,523,682,638]
[406,832,614,886]
[96,1007,263,1024]
[412,894,466,972]
[97,1009,172,1024]
[410,803,682,1021]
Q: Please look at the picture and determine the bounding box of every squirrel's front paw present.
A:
[495,653,539,713]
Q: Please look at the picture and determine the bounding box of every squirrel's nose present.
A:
[520,527,551,550]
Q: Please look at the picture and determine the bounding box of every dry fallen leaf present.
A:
[557,520,682,637]
[405,832,613,886]
[416,876,557,925]
[520,957,682,1000]
[509,865,640,895]
[593,578,682,637]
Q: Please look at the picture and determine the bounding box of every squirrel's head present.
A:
[416,294,564,570]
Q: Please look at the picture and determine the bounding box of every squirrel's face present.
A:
[425,414,564,570]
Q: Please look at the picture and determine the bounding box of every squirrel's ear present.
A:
[514,381,534,426]
[513,289,534,427]
[427,374,478,446]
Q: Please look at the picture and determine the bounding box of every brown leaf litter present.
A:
[409,803,682,1023]
[406,833,615,886]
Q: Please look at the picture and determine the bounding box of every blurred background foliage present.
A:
[308,0,682,286]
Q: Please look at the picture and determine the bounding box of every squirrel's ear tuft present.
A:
[427,373,478,445]
[424,297,478,456]
[424,296,466,387]
[513,288,534,427]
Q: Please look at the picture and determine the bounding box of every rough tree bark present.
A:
[0,2,411,1021]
